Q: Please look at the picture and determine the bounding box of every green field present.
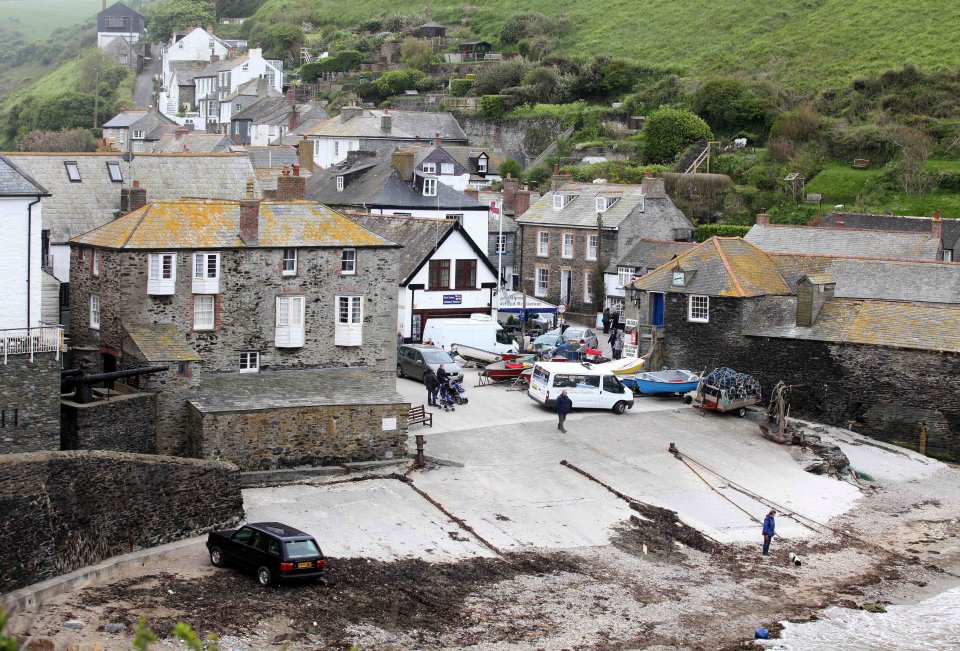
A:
[0,0,104,40]
[248,0,960,93]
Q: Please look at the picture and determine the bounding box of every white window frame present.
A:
[275,295,305,347]
[535,267,549,297]
[584,271,593,303]
[422,162,436,174]
[617,266,635,288]
[562,233,574,259]
[336,175,344,192]
[537,231,549,257]
[335,294,363,346]
[495,234,507,254]
[132,130,145,139]
[334,141,340,157]
[423,177,437,197]
[553,193,576,210]
[341,248,356,274]
[477,156,488,173]
[92,250,100,276]
[587,234,598,261]
[282,248,297,275]
[440,162,454,175]
[239,351,260,373]
[688,295,710,323]
[193,294,215,331]
[192,252,220,294]
[943,250,953,262]
[147,253,176,295]
[90,294,100,330]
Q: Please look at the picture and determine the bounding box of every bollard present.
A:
[668,442,679,455]
[415,434,426,468]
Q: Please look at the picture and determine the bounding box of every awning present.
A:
[497,291,558,317]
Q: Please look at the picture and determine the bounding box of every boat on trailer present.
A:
[450,343,522,366]
[623,369,701,395]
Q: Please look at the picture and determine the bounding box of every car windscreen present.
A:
[284,539,322,559]
[423,351,454,364]
[534,334,559,345]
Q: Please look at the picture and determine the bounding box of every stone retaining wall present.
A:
[0,450,242,593]
[0,352,61,454]
[60,389,157,453]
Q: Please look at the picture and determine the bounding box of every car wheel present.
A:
[737,407,747,418]
[257,566,274,587]
[209,546,226,567]
[396,364,404,378]
[612,401,627,415]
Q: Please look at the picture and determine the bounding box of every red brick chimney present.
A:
[175,127,189,140]
[239,200,260,245]
[551,163,572,192]
[502,175,519,212]
[755,212,770,226]
[120,180,148,214]
[835,212,845,227]
[932,209,942,239]
[514,189,532,218]
[276,174,306,201]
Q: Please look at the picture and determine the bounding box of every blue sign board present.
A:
[443,294,462,305]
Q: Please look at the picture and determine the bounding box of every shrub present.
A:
[470,59,533,96]
[400,37,433,70]
[264,23,304,59]
[770,104,822,143]
[479,95,508,119]
[501,12,550,45]
[299,50,363,81]
[375,69,427,97]
[450,78,473,97]
[499,157,523,180]
[690,77,779,139]
[642,107,713,164]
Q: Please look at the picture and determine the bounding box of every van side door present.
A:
[600,374,627,408]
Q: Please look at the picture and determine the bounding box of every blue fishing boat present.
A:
[624,369,701,395]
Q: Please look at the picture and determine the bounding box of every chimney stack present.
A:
[239,200,260,245]
[932,209,943,239]
[551,163,572,192]
[381,110,392,133]
[502,175,519,212]
[796,275,836,327]
[175,126,189,140]
[515,189,533,218]
[391,149,415,183]
[277,173,306,201]
[120,180,148,214]
[341,106,363,122]
[433,132,441,147]
[464,188,479,200]
[835,212,845,227]
[755,213,770,226]
[298,137,314,172]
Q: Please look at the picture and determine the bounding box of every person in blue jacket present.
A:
[556,390,572,433]
[762,509,776,556]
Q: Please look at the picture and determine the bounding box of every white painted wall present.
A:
[50,244,70,283]
[310,137,361,169]
[163,28,228,83]
[0,197,43,329]
[372,207,489,256]
[396,229,497,338]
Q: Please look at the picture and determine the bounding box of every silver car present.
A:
[550,326,600,349]
[397,345,463,382]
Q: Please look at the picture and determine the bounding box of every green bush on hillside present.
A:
[450,78,473,97]
[642,107,713,164]
[375,69,426,97]
[501,12,550,45]
[691,77,780,140]
[149,0,216,44]
[300,51,363,81]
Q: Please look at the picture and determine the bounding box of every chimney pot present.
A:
[293,163,300,177]
[835,212,845,227]
[433,132,441,147]
[932,209,943,239]
[246,179,255,198]
[239,200,260,245]
[133,180,140,188]
[755,213,770,226]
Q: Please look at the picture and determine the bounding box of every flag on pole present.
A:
[490,200,501,219]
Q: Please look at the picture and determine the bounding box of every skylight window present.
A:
[64,161,81,182]
[106,161,123,183]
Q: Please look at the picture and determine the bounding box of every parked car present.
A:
[526,332,566,354]
[397,344,464,382]
[551,326,599,350]
[206,522,326,587]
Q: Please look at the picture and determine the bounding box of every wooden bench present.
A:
[408,404,433,428]
[852,158,869,169]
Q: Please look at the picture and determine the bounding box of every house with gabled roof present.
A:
[230,90,328,146]
[626,232,960,461]
[605,238,695,317]
[193,49,283,132]
[68,197,406,466]
[411,139,504,191]
[516,171,693,315]
[97,1,146,49]
[102,109,179,153]
[348,213,499,341]
[815,210,958,262]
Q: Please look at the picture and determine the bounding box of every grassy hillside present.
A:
[245,0,960,93]
[0,0,105,41]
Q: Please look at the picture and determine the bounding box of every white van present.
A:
[422,314,517,354]
[528,362,634,414]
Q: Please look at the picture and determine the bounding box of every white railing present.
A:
[1,326,65,364]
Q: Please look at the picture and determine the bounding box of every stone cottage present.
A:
[626,236,960,460]
[69,193,408,469]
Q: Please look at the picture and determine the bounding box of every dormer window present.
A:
[132,130,145,140]
[553,193,576,210]
[477,155,488,173]
[423,177,437,197]
[422,162,436,174]
[596,196,620,213]
[64,161,81,182]
[336,175,344,192]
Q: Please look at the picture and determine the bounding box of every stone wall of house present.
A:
[186,402,409,471]
[0,352,61,454]
[0,450,242,593]
[518,224,615,315]
[659,294,960,460]
[460,117,563,165]
[60,388,158,454]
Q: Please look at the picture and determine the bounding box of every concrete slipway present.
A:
[243,367,940,561]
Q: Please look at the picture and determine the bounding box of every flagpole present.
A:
[495,200,503,316]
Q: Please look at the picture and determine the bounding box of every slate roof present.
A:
[3,153,261,243]
[0,155,47,196]
[151,133,233,153]
[306,152,487,210]
[71,200,397,250]
[223,77,280,102]
[816,211,960,250]
[168,61,206,84]
[232,96,328,125]
[412,144,504,175]
[609,239,696,274]
[744,224,942,260]
[303,109,467,142]
[103,110,177,136]
[347,213,459,282]
[188,367,403,413]
[742,297,960,354]
[631,237,792,297]
[196,55,248,78]
[125,323,200,362]
[517,179,693,238]
[238,146,300,169]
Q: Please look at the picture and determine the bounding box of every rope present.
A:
[675,455,762,525]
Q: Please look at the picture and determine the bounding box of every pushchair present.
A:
[438,380,456,411]
[446,376,468,405]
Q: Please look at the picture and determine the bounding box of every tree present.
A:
[264,23,303,59]
[499,158,522,180]
[642,107,713,164]
[17,128,97,152]
[500,12,550,44]
[15,92,98,135]
[149,0,216,44]
[889,124,934,197]
[690,77,779,139]
[399,37,433,71]
[375,69,426,97]
[470,59,532,96]
[519,66,560,104]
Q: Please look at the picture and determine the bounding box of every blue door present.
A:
[651,293,665,327]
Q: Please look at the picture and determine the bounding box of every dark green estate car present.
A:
[206,522,326,587]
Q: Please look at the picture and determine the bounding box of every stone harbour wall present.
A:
[60,388,158,454]
[0,450,243,593]
[659,294,960,460]
[187,402,409,471]
[0,352,61,454]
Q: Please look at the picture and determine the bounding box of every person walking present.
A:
[612,330,624,360]
[556,389,572,432]
[762,509,777,556]
[602,307,611,334]
[396,330,404,351]
[423,368,439,407]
